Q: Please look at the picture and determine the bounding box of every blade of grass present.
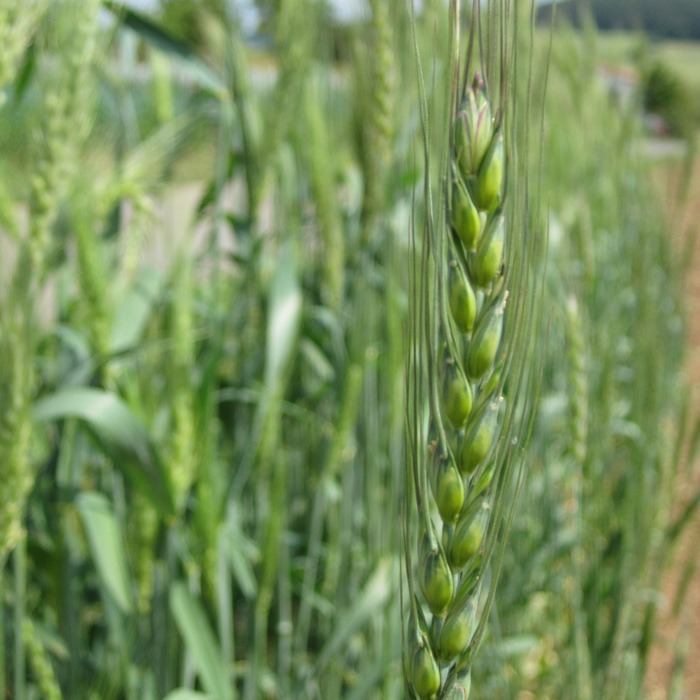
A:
[76,492,133,614]
[34,387,175,517]
[101,1,228,99]
[14,538,26,700]
[312,556,396,675]
[170,582,229,700]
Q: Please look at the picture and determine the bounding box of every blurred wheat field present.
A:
[0,1,699,699]
[644,157,700,700]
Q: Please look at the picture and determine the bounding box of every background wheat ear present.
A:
[402,0,546,696]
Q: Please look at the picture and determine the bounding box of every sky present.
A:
[126,0,557,29]
[126,0,369,24]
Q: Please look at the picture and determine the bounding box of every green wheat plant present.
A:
[402,1,545,697]
[2,1,698,698]
[470,22,699,700]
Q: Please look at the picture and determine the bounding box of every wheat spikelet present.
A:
[167,251,196,512]
[22,618,62,700]
[565,294,588,467]
[403,1,544,696]
[0,0,47,104]
[0,0,101,564]
[361,0,396,231]
[304,76,345,312]
[30,0,100,272]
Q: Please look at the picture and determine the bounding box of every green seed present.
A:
[468,461,496,505]
[420,536,454,616]
[449,503,489,570]
[451,170,481,250]
[449,262,477,334]
[467,303,504,381]
[454,74,493,177]
[431,449,465,524]
[474,215,504,288]
[438,592,477,662]
[438,614,471,663]
[459,402,499,475]
[475,130,504,211]
[412,641,441,699]
[481,357,504,398]
[442,669,472,700]
[442,359,473,429]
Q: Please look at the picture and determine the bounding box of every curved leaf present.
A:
[76,492,133,613]
[34,388,175,516]
[170,582,229,699]
[162,692,218,700]
[102,1,228,99]
[265,244,302,389]
[110,269,164,353]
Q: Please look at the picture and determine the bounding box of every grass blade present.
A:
[265,242,302,390]
[102,1,228,98]
[34,387,175,516]
[312,556,396,674]
[170,582,229,700]
[76,492,133,613]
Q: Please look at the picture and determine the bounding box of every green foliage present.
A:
[0,4,696,700]
[642,58,698,136]
[159,0,227,50]
[473,24,693,700]
[540,0,700,40]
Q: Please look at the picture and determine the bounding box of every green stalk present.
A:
[0,567,5,695]
[216,529,235,700]
[246,395,285,700]
[295,365,363,655]
[57,421,80,698]
[277,533,292,699]
[14,537,25,700]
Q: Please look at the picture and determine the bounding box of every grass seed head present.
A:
[454,73,493,178]
[475,130,504,211]
[474,214,505,288]
[459,402,499,475]
[441,668,472,700]
[438,589,478,663]
[451,169,481,250]
[441,357,473,429]
[431,448,466,524]
[467,302,504,380]
[448,502,489,570]
[411,639,441,699]
[469,461,496,504]
[420,535,455,616]
[449,261,477,334]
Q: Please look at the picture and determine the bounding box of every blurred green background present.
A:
[0,1,699,699]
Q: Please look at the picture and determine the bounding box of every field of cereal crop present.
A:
[1,3,699,699]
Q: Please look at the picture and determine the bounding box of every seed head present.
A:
[438,590,478,662]
[451,168,481,250]
[475,129,504,211]
[467,302,504,381]
[411,639,441,699]
[454,74,494,178]
[459,402,499,475]
[420,535,454,616]
[448,261,477,334]
[448,502,489,570]
[474,214,505,288]
[441,357,473,429]
[431,449,465,524]
[441,669,472,700]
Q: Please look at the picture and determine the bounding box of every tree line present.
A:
[539,0,700,40]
